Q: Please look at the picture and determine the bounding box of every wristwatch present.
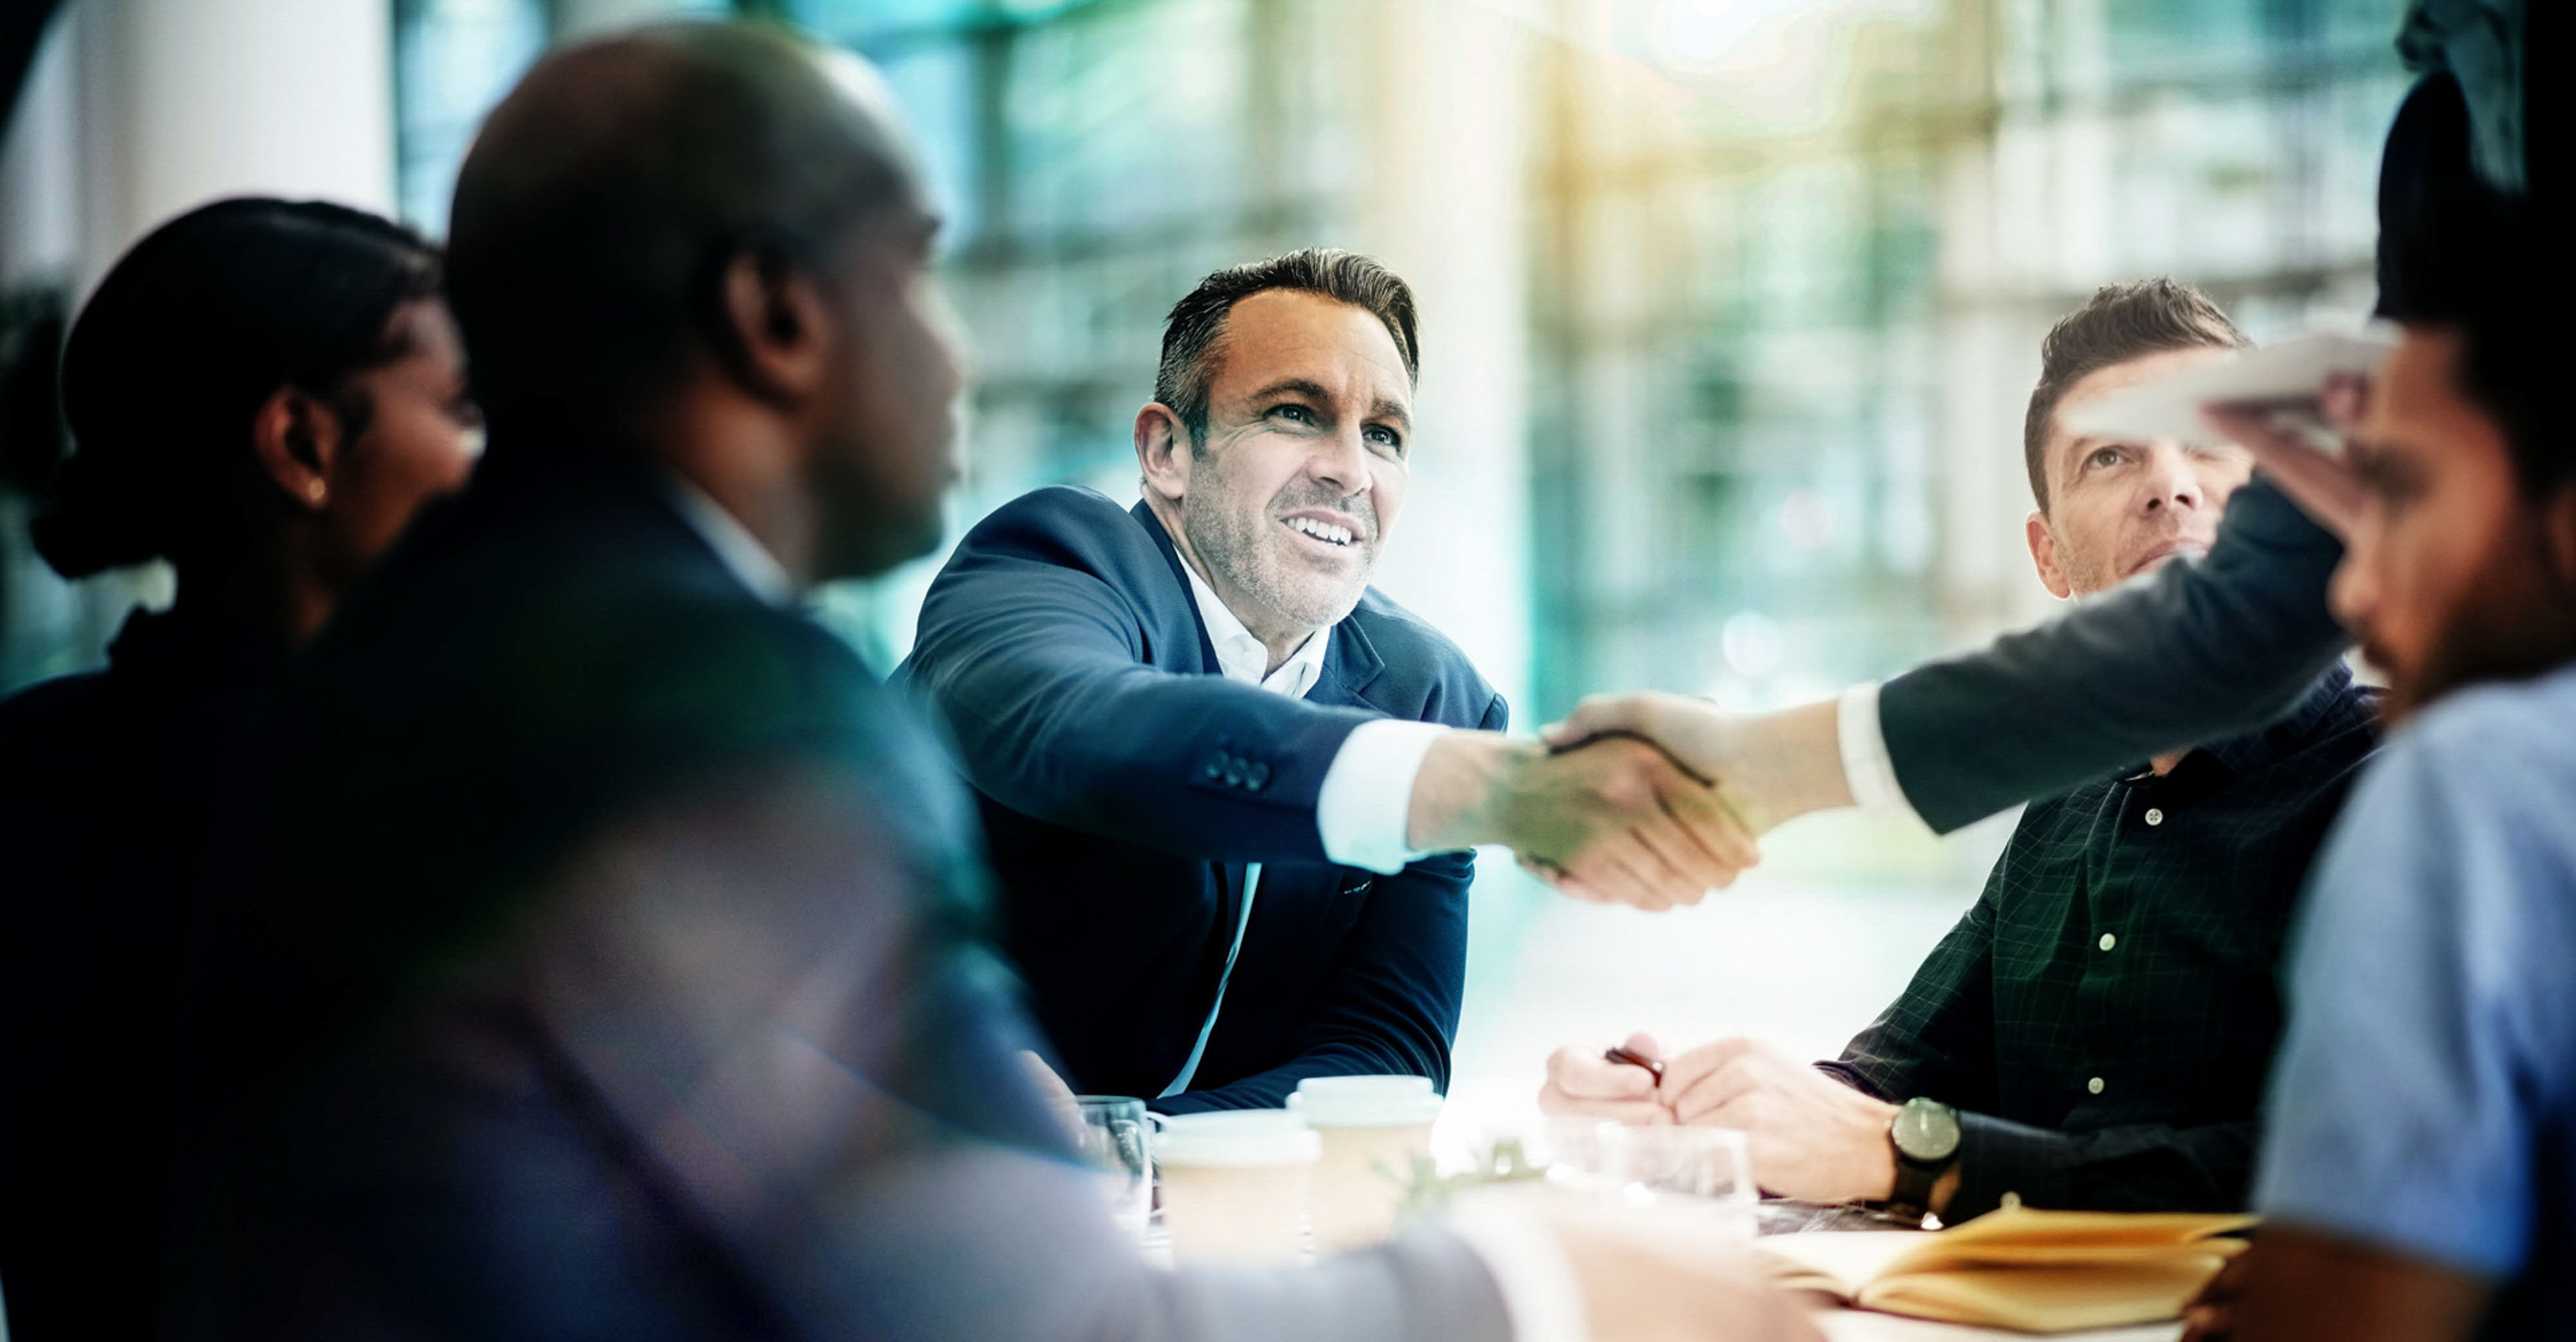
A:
[1885,1096,1962,1223]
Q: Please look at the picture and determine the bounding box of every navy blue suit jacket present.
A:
[898,487,1505,1113]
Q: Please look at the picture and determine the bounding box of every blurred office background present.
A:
[0,0,2406,1126]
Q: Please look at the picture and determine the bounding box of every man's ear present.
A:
[1134,403,1191,504]
[2027,509,2074,599]
[714,242,835,409]
[251,385,343,512]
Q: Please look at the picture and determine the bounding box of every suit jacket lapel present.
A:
[1313,619,1387,711]
[1127,501,1258,1047]
[1128,499,1223,673]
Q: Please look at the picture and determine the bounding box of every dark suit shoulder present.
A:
[1347,586,1479,682]
[0,670,113,762]
[940,484,1502,729]
[955,485,1168,578]
[936,486,1183,625]
[317,484,872,756]
[1342,586,1505,730]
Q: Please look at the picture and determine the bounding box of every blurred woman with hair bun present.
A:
[0,197,479,1342]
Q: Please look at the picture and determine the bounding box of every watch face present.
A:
[1893,1098,1962,1163]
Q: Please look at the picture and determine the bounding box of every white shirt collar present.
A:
[1174,551,1329,699]
[663,475,798,607]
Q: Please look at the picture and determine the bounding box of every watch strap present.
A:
[1886,1150,1945,1221]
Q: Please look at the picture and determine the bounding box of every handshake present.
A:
[1405,692,1857,909]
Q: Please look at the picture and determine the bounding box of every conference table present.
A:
[1130,1196,2189,1340]
[1819,1319,2176,1342]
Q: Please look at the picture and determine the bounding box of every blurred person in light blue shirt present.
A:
[2186,70,2576,1341]
[2251,662,2576,1341]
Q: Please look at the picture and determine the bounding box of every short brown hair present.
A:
[1155,248,1419,450]
[2023,278,2248,511]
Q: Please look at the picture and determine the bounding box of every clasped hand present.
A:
[1408,727,1760,909]
[1462,690,1858,909]
[1539,1033,1900,1205]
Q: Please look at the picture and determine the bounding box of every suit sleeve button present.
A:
[1202,751,1227,780]
[1247,762,1271,788]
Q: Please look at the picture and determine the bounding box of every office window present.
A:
[394,0,550,234]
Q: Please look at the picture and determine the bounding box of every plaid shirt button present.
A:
[2088,1076,2106,1094]
[2098,933,2117,951]
[2144,807,2165,826]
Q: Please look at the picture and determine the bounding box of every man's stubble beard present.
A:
[2380,510,2576,722]
[1181,478,1375,635]
[2046,523,2125,601]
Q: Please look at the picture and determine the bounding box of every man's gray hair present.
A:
[1154,248,1419,450]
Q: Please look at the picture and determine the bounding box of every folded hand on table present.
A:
[1541,1032,1677,1126]
[1659,1038,1899,1205]
[1540,1034,1910,1206]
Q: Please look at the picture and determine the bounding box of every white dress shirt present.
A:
[664,475,798,607]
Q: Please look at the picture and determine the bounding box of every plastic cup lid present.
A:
[1154,1109,1322,1167]
[1289,1074,1444,1127]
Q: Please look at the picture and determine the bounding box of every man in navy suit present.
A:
[901,250,1749,1112]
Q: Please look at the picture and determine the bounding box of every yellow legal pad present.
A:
[1754,1206,2257,1333]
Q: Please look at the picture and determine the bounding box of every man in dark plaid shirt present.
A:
[1540,280,2381,1223]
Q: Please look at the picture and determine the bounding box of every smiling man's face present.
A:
[1164,288,1413,648]
[2028,345,2253,599]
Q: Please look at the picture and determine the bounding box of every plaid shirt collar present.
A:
[2121,662,2366,790]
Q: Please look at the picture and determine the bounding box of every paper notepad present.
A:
[1756,1206,2255,1333]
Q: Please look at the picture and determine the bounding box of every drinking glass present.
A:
[1075,1095,1159,1246]
[1539,1119,1757,1238]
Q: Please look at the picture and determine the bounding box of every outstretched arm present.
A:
[904,524,1379,863]
[1874,476,2348,831]
[908,493,1754,900]
[1550,476,2350,840]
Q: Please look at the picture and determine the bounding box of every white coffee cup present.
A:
[1154,1109,1322,1265]
[1289,1075,1443,1251]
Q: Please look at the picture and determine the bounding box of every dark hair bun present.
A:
[31,197,437,578]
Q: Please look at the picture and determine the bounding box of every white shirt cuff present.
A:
[1836,682,1913,815]
[1316,719,1446,873]
[1442,1207,1589,1342]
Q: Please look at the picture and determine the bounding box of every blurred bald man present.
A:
[164,22,1816,1342]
